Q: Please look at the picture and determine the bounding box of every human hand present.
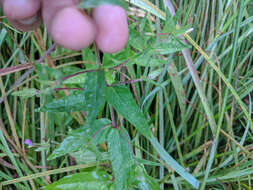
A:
[1,0,129,53]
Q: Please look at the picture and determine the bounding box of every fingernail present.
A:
[18,13,38,25]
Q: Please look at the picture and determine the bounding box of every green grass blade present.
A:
[150,135,200,189]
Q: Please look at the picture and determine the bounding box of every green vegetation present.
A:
[0,0,253,189]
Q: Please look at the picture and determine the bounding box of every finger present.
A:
[42,0,96,51]
[92,5,128,53]
[2,0,41,31]
[6,16,41,31]
[2,0,40,20]
[49,7,96,51]
[41,0,80,30]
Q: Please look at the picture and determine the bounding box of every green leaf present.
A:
[149,135,200,189]
[148,68,163,79]
[83,118,111,136]
[70,141,109,164]
[105,70,115,85]
[167,62,186,112]
[105,86,199,187]
[130,165,161,190]
[35,64,63,81]
[38,91,86,112]
[134,50,168,67]
[63,73,86,85]
[135,157,162,167]
[70,149,109,164]
[105,86,199,188]
[79,0,128,9]
[48,119,111,160]
[105,86,152,138]
[48,128,89,160]
[62,66,83,74]
[45,170,113,190]
[0,28,7,48]
[153,36,190,55]
[82,118,112,145]
[11,88,38,98]
[81,48,97,67]
[108,128,134,189]
[39,70,106,116]
[163,9,190,36]
[84,70,106,122]
[92,125,112,145]
[128,25,147,51]
[138,175,161,190]
[102,46,132,69]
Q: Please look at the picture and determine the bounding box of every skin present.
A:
[49,7,97,50]
[93,5,129,53]
[1,0,41,31]
[0,0,128,53]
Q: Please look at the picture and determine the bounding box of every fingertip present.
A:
[3,0,41,20]
[2,0,41,31]
[93,4,128,53]
[49,7,97,51]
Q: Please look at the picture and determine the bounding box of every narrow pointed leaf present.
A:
[48,119,111,160]
[63,73,86,84]
[105,86,152,138]
[39,70,105,114]
[71,149,109,164]
[38,91,86,112]
[45,171,113,190]
[108,128,134,189]
[12,88,38,98]
[35,64,63,81]
[84,70,106,122]
[48,128,89,160]
[105,86,199,188]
